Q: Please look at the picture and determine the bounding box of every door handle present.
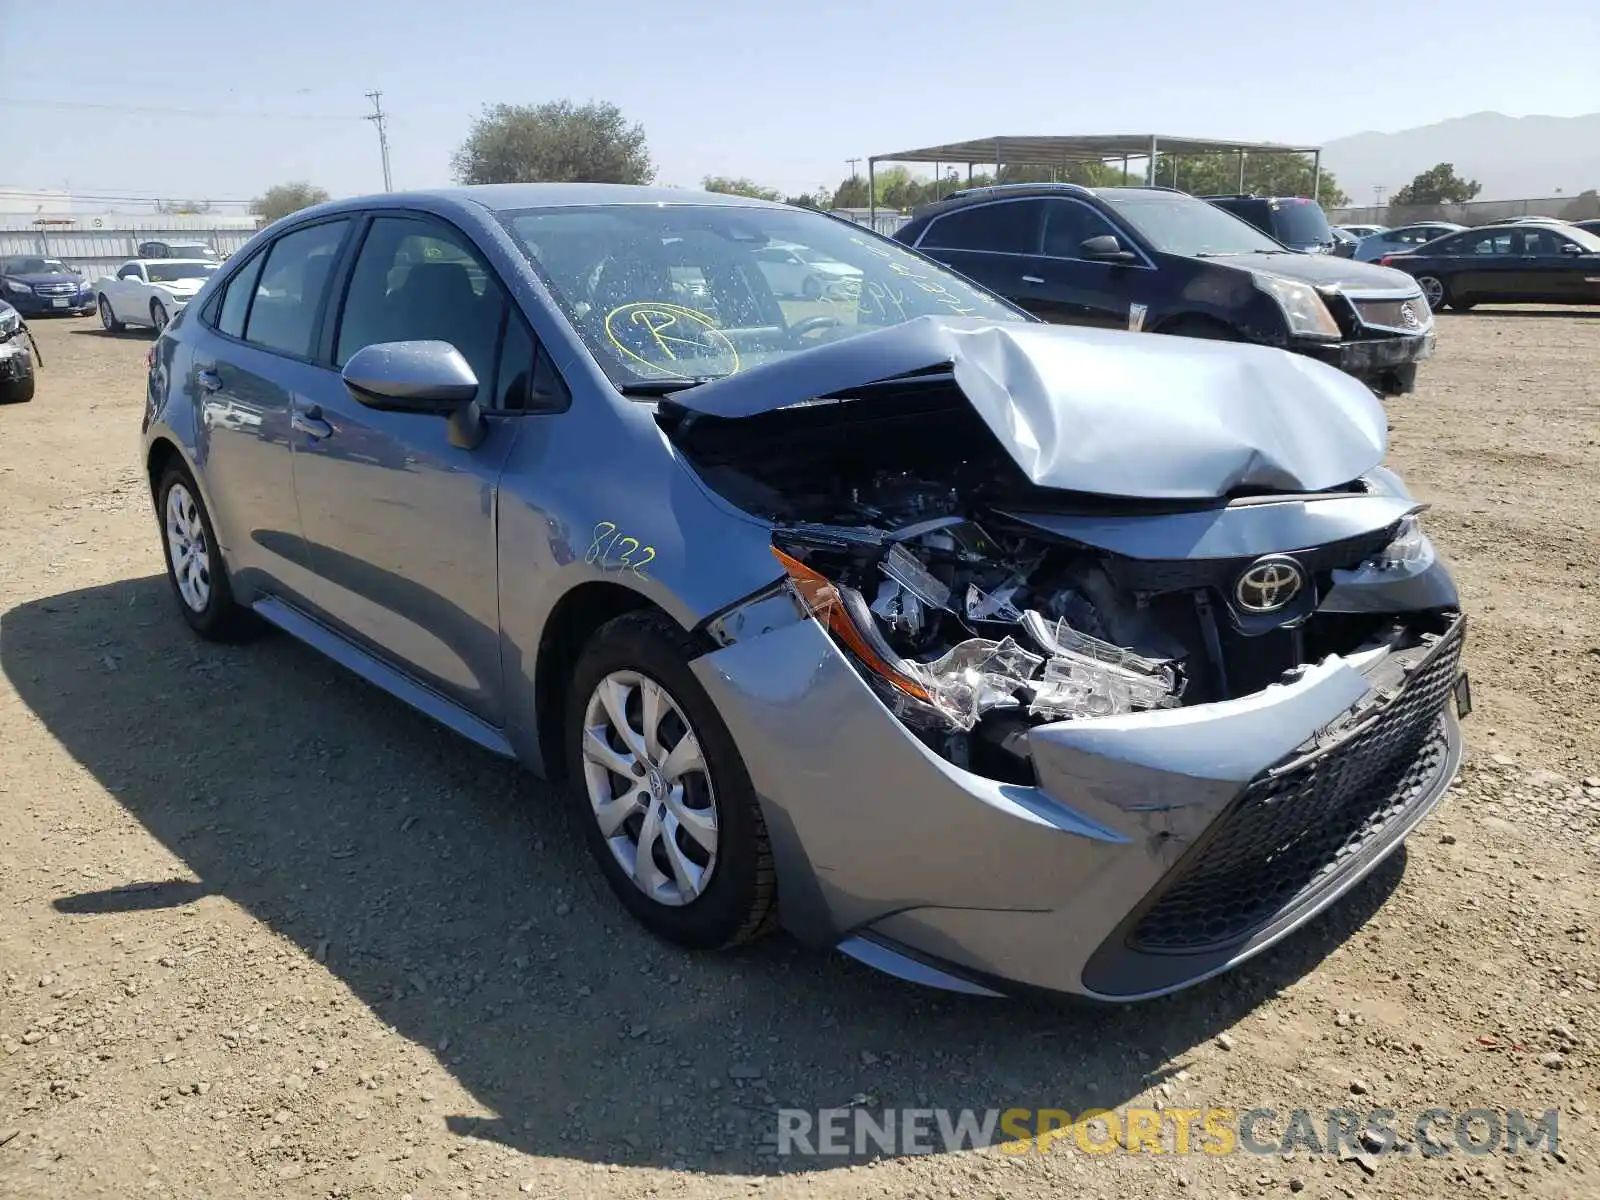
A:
[292,405,333,441]
[196,368,222,393]
[1021,274,1045,285]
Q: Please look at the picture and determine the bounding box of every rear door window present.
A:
[216,251,266,339]
[920,200,1045,255]
[242,220,352,358]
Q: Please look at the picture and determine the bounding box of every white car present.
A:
[754,241,864,300]
[96,259,220,333]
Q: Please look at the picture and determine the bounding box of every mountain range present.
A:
[1320,111,1600,203]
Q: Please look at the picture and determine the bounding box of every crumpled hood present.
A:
[669,316,1389,500]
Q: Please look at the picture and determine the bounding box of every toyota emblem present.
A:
[1235,556,1306,613]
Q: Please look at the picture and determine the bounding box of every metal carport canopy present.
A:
[866,134,1323,217]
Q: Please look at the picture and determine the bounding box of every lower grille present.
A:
[1129,617,1463,953]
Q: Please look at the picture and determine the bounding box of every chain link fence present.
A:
[1329,194,1600,228]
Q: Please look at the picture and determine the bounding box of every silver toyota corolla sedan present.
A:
[140,184,1470,1001]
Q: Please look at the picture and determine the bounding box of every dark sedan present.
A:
[0,255,95,316]
[1378,223,1600,311]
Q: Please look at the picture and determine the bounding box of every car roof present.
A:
[307,182,790,217]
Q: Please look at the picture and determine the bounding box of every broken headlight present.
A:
[1374,513,1430,569]
[1253,272,1341,340]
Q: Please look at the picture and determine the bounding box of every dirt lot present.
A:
[3,311,1599,1200]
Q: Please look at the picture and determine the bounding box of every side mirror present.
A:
[1559,242,1583,256]
[342,340,487,449]
[1080,234,1138,263]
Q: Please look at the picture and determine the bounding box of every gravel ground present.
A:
[2,311,1598,1199]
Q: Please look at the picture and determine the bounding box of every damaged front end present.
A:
[666,329,1461,788]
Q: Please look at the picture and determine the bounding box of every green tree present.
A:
[249,182,330,224]
[1391,163,1481,206]
[701,176,783,202]
[1558,190,1600,221]
[450,101,653,185]
[831,175,870,208]
[1153,153,1349,206]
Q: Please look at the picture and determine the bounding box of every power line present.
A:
[0,96,364,121]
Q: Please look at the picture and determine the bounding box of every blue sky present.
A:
[2,0,1595,208]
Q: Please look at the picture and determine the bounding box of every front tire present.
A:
[150,300,169,333]
[565,610,776,950]
[0,374,34,403]
[99,296,124,332]
[156,464,253,640]
[801,275,822,300]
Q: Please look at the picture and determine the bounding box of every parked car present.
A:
[752,241,863,299]
[1337,224,1388,240]
[1576,219,1600,237]
[1353,223,1466,263]
[1201,194,1339,254]
[0,299,38,402]
[1378,222,1600,311]
[1329,226,1359,258]
[893,183,1434,395]
[1497,216,1571,226]
[142,183,1468,1002]
[138,240,219,261]
[96,259,220,333]
[0,255,95,317]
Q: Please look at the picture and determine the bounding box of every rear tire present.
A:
[0,374,34,403]
[156,463,255,641]
[1416,275,1449,312]
[565,610,776,950]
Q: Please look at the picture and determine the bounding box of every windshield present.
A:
[1267,199,1334,246]
[1563,226,1600,253]
[1100,193,1286,256]
[148,262,218,283]
[4,257,73,275]
[501,204,1022,387]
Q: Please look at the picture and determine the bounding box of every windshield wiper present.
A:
[618,377,722,397]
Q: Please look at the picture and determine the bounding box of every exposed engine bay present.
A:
[664,376,1452,783]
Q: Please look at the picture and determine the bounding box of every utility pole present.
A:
[1372,184,1386,208]
[846,158,861,179]
[365,90,393,192]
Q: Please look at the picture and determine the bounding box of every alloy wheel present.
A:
[152,302,169,333]
[580,670,718,906]
[99,297,115,330]
[1417,276,1445,310]
[165,482,212,612]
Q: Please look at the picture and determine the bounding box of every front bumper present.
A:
[693,608,1465,1001]
[3,289,94,316]
[1300,331,1434,395]
[0,339,34,382]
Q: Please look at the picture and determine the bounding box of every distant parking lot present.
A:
[2,310,1597,1199]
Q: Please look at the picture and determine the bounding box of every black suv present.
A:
[892,184,1434,395]
[1202,194,1338,254]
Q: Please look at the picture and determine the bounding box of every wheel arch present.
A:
[533,580,703,783]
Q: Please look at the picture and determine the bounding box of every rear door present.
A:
[288,211,539,725]
[1026,197,1148,329]
[190,217,355,607]
[1452,228,1517,299]
[910,198,1046,304]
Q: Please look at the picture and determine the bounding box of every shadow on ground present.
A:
[1464,307,1600,320]
[2,576,1405,1175]
[68,325,155,340]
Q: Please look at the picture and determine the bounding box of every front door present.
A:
[1023,198,1146,329]
[289,213,523,725]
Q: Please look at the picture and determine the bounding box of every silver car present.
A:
[141,184,1469,1001]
